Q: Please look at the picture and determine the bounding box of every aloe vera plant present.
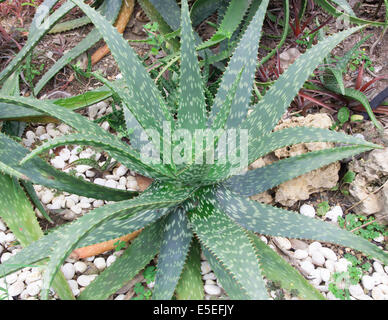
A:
[0,0,387,300]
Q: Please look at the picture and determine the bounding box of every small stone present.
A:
[309,269,321,286]
[334,258,351,273]
[94,257,106,271]
[373,235,384,243]
[6,273,18,284]
[0,220,6,231]
[319,247,337,261]
[50,156,66,169]
[76,165,92,174]
[361,275,375,291]
[311,251,325,267]
[378,284,388,295]
[325,260,335,273]
[300,204,315,218]
[201,261,211,275]
[35,126,46,136]
[106,255,116,268]
[25,271,41,284]
[324,206,343,222]
[290,239,308,250]
[373,261,385,274]
[26,282,40,296]
[105,179,118,189]
[308,242,322,256]
[8,281,25,297]
[202,273,216,282]
[67,279,80,296]
[94,178,106,186]
[1,252,12,263]
[204,284,221,296]
[274,237,292,250]
[77,275,92,287]
[114,294,125,300]
[349,284,364,298]
[70,204,82,215]
[93,200,104,208]
[41,190,54,204]
[319,268,331,282]
[294,249,308,260]
[63,210,76,221]
[74,261,88,273]
[85,170,96,178]
[5,233,16,242]
[61,263,75,280]
[371,287,385,300]
[115,165,128,177]
[300,260,315,275]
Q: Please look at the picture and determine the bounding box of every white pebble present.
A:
[74,261,87,273]
[8,281,25,296]
[311,251,325,267]
[59,148,71,161]
[70,204,82,215]
[294,249,308,260]
[201,261,211,275]
[105,179,118,189]
[274,237,291,250]
[115,165,128,177]
[61,263,75,280]
[93,200,104,208]
[319,247,337,261]
[308,242,322,256]
[373,261,385,274]
[361,275,375,291]
[6,273,18,284]
[41,190,54,204]
[349,284,364,299]
[371,286,385,300]
[300,204,315,218]
[26,282,40,296]
[106,255,116,268]
[67,279,80,296]
[94,257,106,271]
[319,268,331,282]
[203,273,217,281]
[94,178,106,186]
[204,284,221,296]
[300,260,315,275]
[324,206,343,222]
[77,275,92,287]
[0,220,6,231]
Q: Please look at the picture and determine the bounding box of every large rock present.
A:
[250,114,340,207]
[348,128,388,223]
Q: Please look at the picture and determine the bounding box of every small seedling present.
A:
[338,214,387,240]
[113,240,126,252]
[132,266,156,300]
[349,49,375,73]
[331,170,356,195]
[316,201,330,217]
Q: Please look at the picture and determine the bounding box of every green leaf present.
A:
[342,170,356,184]
[78,220,164,300]
[176,0,207,131]
[189,193,269,300]
[241,26,362,141]
[190,0,222,27]
[153,207,193,300]
[329,0,356,16]
[201,244,250,299]
[39,182,195,299]
[343,88,382,130]
[210,0,269,129]
[0,173,74,300]
[0,132,134,201]
[224,145,374,197]
[248,232,325,300]
[175,238,204,300]
[315,0,387,26]
[20,132,169,179]
[70,0,173,137]
[338,107,350,124]
[214,187,388,265]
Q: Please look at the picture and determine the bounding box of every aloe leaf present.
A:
[0,173,74,300]
[21,180,53,224]
[78,220,164,300]
[329,0,356,16]
[175,238,204,300]
[248,232,325,300]
[241,26,363,142]
[214,187,388,265]
[176,0,207,131]
[0,132,134,201]
[0,1,76,84]
[0,90,112,121]
[20,133,169,179]
[224,145,374,196]
[29,0,62,35]
[70,0,173,136]
[201,245,250,299]
[189,194,269,300]
[153,207,193,300]
[210,0,269,129]
[315,0,387,26]
[343,88,383,130]
[39,183,195,299]
[190,0,223,27]
[324,67,346,95]
[246,126,378,165]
